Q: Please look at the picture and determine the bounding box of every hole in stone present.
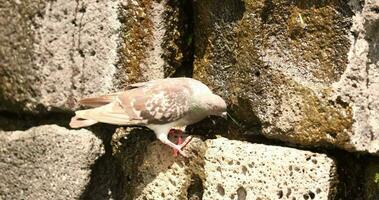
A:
[255,70,261,77]
[63,9,68,15]
[311,159,317,164]
[303,193,309,199]
[335,96,349,108]
[187,175,204,200]
[308,191,315,199]
[228,160,233,165]
[237,187,247,200]
[217,184,225,196]
[90,50,96,56]
[71,19,77,26]
[242,165,247,175]
[79,6,86,13]
[327,132,337,139]
[286,188,292,198]
[277,190,283,199]
[36,11,43,18]
[316,188,321,194]
[99,25,104,30]
[352,83,357,88]
[78,49,85,57]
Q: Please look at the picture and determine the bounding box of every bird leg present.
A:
[173,129,183,157]
[157,132,192,157]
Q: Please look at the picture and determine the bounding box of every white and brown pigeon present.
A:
[69,77,227,157]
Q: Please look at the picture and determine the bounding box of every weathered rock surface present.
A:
[0,125,103,199]
[203,138,337,200]
[115,132,337,200]
[332,0,379,154]
[112,127,207,200]
[0,0,190,112]
[193,0,379,154]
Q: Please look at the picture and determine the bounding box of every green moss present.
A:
[374,173,379,183]
[117,0,155,86]
[365,161,379,199]
[193,0,353,147]
[291,82,352,145]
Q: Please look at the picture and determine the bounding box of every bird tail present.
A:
[69,102,142,128]
[69,116,98,128]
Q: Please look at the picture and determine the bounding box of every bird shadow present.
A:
[79,124,126,200]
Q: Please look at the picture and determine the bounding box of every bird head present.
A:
[205,94,227,118]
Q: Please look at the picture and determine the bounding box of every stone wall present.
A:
[0,0,378,199]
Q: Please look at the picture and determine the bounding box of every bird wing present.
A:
[74,80,193,126]
[78,79,162,107]
[117,81,193,125]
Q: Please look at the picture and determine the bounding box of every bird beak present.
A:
[221,112,227,119]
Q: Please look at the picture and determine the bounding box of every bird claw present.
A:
[174,135,193,157]
[169,129,193,157]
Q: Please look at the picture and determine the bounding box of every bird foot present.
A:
[168,129,192,157]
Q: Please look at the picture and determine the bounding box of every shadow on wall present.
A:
[79,124,125,200]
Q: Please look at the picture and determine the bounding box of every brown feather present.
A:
[79,93,119,107]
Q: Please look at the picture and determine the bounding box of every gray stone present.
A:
[0,125,104,199]
[332,0,379,154]
[192,0,378,154]
[0,0,189,112]
[203,137,337,200]
[114,130,337,200]
[112,127,207,200]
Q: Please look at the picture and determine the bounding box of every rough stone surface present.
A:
[193,0,378,154]
[0,0,189,112]
[112,127,206,200]
[332,0,379,154]
[0,125,104,199]
[117,0,193,85]
[114,130,337,200]
[0,0,120,112]
[203,137,337,200]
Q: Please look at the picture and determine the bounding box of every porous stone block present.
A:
[203,138,337,200]
[193,0,379,154]
[0,0,189,112]
[114,132,337,200]
[112,127,207,200]
[0,125,104,199]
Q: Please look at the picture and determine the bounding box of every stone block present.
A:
[203,138,337,200]
[0,0,189,112]
[192,0,379,154]
[0,125,104,199]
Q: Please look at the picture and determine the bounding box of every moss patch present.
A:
[193,0,354,148]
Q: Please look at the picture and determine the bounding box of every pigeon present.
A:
[69,77,227,156]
